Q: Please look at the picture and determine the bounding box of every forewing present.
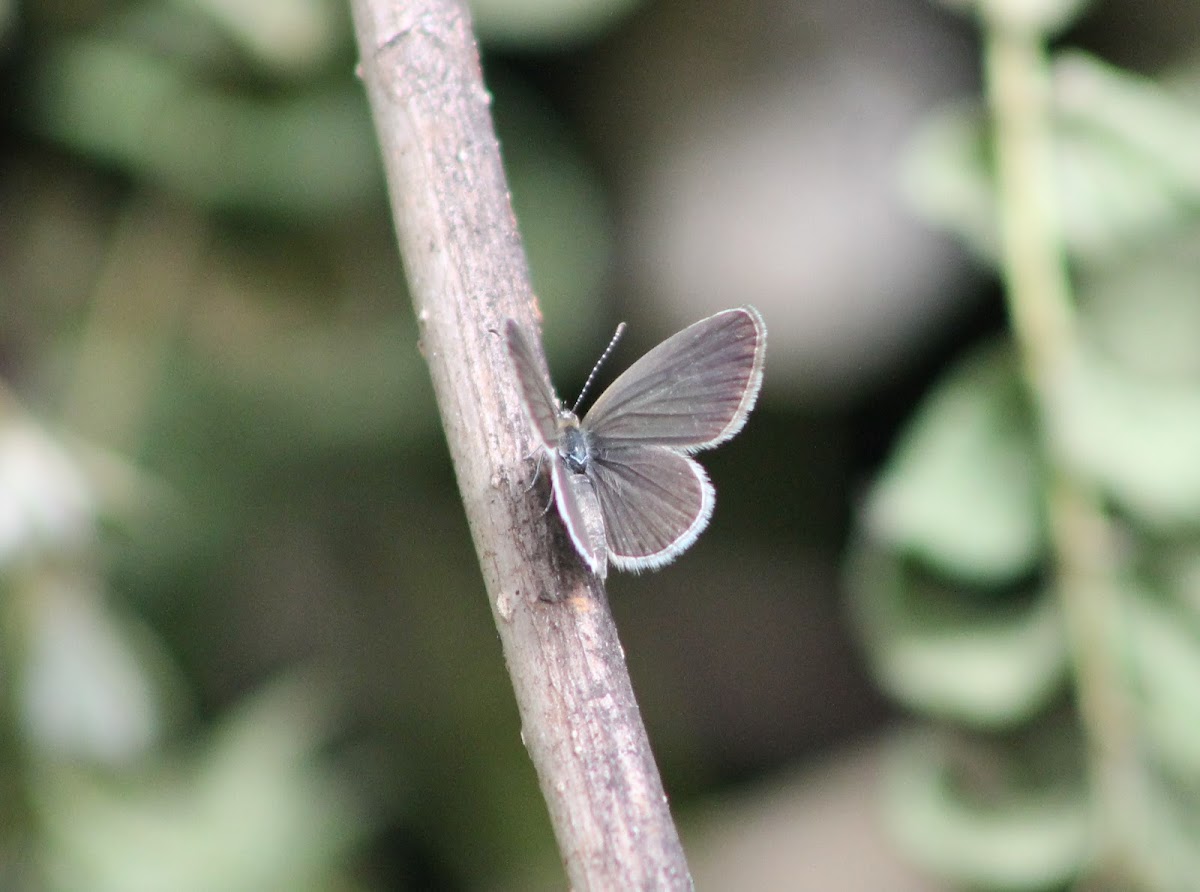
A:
[551,458,608,578]
[587,446,714,572]
[582,306,766,451]
[505,319,560,448]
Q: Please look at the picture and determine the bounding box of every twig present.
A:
[348,1,694,887]
[982,10,1152,890]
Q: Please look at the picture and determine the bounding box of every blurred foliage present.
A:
[469,0,641,48]
[850,1,1200,890]
[884,725,1089,891]
[0,0,620,889]
[863,342,1045,585]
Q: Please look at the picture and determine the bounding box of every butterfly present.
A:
[505,306,766,579]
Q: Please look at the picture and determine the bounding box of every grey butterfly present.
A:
[505,306,766,579]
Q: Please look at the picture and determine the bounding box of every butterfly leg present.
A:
[519,450,557,516]
[523,450,545,493]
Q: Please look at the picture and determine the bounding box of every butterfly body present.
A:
[506,306,766,578]
[556,412,592,474]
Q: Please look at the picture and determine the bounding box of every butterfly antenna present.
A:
[572,322,626,413]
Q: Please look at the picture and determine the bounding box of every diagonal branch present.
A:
[348,1,693,887]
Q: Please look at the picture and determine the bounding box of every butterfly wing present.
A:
[551,458,609,578]
[507,319,610,576]
[587,445,713,572]
[581,306,766,452]
[505,319,561,449]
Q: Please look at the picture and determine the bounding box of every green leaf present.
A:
[0,419,96,567]
[1053,120,1187,263]
[28,37,382,217]
[902,53,1200,267]
[173,0,346,77]
[35,677,370,892]
[1140,775,1200,890]
[1052,345,1200,528]
[865,342,1044,585]
[847,543,1068,728]
[1158,541,1200,619]
[19,576,170,764]
[1125,586,1200,781]
[1078,231,1200,382]
[886,729,1089,891]
[1054,52,1200,212]
[899,102,999,261]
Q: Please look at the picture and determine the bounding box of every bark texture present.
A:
[349,2,693,887]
